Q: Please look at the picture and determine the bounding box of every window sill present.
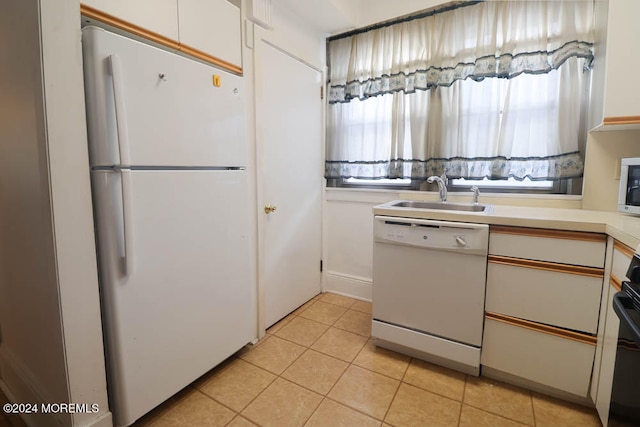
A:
[325,187,583,209]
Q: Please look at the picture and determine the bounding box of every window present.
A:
[325,1,594,194]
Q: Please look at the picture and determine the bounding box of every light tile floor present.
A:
[0,292,602,427]
[131,292,602,427]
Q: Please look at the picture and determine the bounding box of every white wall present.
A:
[582,130,640,211]
[0,1,111,426]
[350,0,452,28]
[324,190,402,300]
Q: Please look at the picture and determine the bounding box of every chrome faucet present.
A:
[427,173,448,202]
[471,185,480,205]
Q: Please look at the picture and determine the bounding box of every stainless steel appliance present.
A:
[372,216,489,375]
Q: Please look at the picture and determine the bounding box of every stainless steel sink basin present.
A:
[390,200,488,212]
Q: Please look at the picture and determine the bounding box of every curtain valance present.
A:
[328,1,594,104]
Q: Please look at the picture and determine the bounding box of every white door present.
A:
[256,41,323,328]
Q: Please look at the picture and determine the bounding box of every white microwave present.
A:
[619,158,640,215]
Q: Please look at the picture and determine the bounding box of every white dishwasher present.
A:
[372,215,489,376]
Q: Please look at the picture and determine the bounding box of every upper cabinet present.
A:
[591,0,640,130]
[178,0,242,70]
[80,0,242,74]
[603,0,640,122]
[81,0,179,41]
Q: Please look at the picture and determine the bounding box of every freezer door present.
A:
[83,26,247,168]
[91,169,255,426]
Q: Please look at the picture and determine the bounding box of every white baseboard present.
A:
[0,348,113,427]
[323,271,372,301]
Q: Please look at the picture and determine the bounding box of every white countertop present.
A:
[373,201,640,251]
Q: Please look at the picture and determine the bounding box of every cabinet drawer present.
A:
[611,241,633,283]
[486,258,603,334]
[489,226,606,268]
[482,314,596,398]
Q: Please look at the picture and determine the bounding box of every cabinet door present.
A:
[82,0,179,40]
[486,262,603,334]
[595,284,621,425]
[482,317,596,398]
[178,0,242,67]
[603,0,640,119]
[489,227,606,268]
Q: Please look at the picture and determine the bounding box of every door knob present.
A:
[264,204,277,214]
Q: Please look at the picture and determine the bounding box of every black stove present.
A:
[609,253,640,426]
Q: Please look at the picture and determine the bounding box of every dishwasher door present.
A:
[372,216,489,348]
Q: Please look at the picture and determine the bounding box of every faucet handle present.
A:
[470,185,480,205]
[440,172,448,186]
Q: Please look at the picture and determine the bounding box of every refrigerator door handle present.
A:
[121,169,135,275]
[108,54,131,166]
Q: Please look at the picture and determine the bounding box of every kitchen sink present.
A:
[389,200,489,212]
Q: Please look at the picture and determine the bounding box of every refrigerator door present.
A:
[91,169,256,426]
[82,26,247,168]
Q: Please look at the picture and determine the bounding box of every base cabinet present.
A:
[595,284,621,425]
[483,226,606,400]
[592,239,631,426]
[482,315,596,397]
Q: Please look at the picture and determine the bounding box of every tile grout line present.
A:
[530,390,537,427]
[267,326,325,426]
[380,372,402,424]
[196,367,278,422]
[319,333,369,418]
[196,294,373,426]
[457,373,468,427]
[379,354,413,424]
[299,396,325,427]
[461,399,536,426]
[237,299,330,425]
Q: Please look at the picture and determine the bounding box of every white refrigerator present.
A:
[82,26,256,426]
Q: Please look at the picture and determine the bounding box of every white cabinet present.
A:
[592,240,631,426]
[489,226,605,268]
[595,283,622,426]
[482,226,607,398]
[486,261,603,334]
[81,0,242,71]
[483,315,596,397]
[602,0,640,122]
[82,0,179,41]
[178,0,242,68]
[590,0,640,129]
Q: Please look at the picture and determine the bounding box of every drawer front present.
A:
[482,316,596,397]
[489,226,606,268]
[486,260,603,334]
[611,242,633,283]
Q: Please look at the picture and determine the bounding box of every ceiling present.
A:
[274,0,358,35]
[274,0,450,36]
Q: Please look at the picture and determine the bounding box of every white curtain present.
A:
[325,0,594,180]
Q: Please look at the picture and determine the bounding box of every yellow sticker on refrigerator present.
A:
[212,75,221,87]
